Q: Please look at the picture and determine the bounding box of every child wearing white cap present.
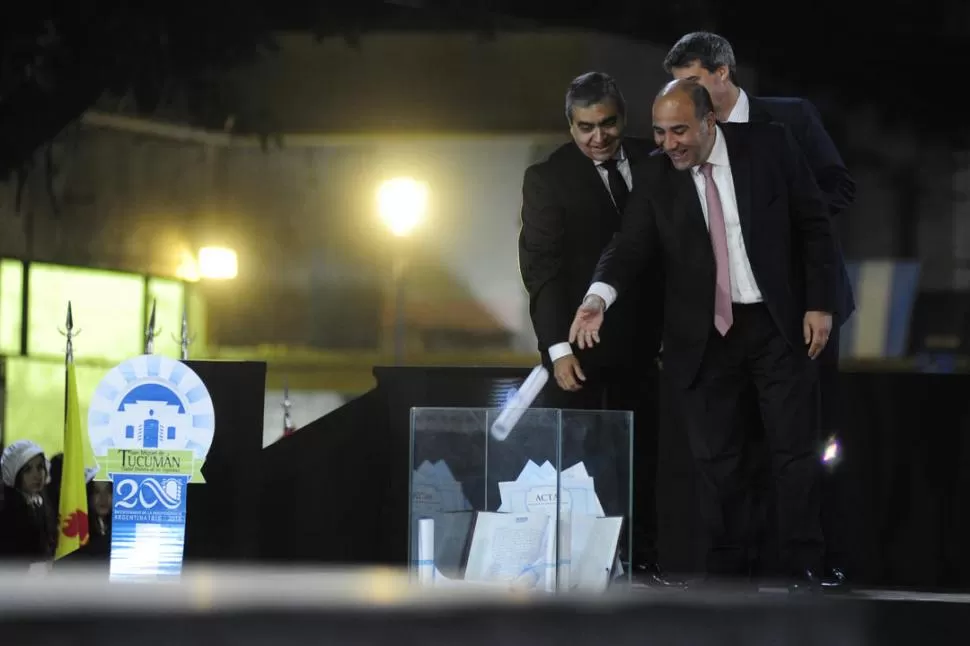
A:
[0,440,57,567]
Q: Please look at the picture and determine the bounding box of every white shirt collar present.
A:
[692,125,729,175]
[594,146,626,166]
[726,88,750,124]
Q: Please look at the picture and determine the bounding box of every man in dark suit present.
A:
[664,32,855,587]
[518,71,679,587]
[570,80,837,587]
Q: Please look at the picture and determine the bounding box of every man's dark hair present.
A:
[663,32,737,84]
[657,80,716,122]
[564,71,626,123]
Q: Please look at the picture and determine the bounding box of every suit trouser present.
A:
[680,304,824,577]
[541,362,661,565]
[746,325,844,575]
[817,325,848,568]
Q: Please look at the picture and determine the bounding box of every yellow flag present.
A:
[55,362,90,559]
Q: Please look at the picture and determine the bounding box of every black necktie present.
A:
[601,159,629,214]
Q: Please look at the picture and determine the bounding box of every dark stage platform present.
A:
[260,365,970,591]
[1,567,967,646]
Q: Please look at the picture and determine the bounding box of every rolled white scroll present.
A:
[490,365,549,441]
[417,517,435,587]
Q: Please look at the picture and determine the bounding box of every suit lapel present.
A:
[721,126,754,241]
[567,145,618,217]
[624,140,642,169]
[746,95,772,124]
[669,165,711,252]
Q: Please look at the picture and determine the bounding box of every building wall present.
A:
[0,113,570,352]
[838,106,966,291]
[0,122,222,277]
[218,30,697,135]
[0,28,760,352]
[15,28,966,353]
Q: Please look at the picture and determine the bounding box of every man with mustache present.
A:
[519,71,680,588]
[570,80,837,589]
[664,32,854,588]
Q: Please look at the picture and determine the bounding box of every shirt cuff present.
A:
[587,282,618,310]
[547,342,573,362]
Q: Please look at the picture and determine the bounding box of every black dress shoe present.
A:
[820,567,849,591]
[632,562,687,589]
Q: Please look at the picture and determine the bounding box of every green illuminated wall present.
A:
[1,261,204,456]
[3,358,108,458]
[0,260,23,355]
[28,263,144,361]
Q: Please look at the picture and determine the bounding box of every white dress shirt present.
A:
[594,147,633,205]
[548,148,632,363]
[588,125,763,311]
[726,88,750,124]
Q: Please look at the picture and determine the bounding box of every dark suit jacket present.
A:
[519,137,662,370]
[594,123,837,388]
[748,95,856,321]
[0,486,56,563]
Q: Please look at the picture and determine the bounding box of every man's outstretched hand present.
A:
[568,295,606,350]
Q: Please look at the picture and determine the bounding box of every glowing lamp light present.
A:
[175,249,201,283]
[197,246,238,280]
[377,177,428,237]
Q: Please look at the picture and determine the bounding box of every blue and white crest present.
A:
[88,355,215,464]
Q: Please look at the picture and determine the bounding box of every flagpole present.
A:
[144,298,158,355]
[56,302,76,558]
[55,301,92,559]
[282,377,295,437]
[62,302,75,425]
[179,308,192,360]
[171,303,194,360]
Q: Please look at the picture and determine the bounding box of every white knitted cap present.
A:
[1,440,46,488]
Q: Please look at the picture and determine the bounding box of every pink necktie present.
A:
[700,163,733,336]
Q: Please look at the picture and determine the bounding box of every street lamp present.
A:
[377,177,428,364]
[377,177,428,237]
[175,249,201,283]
